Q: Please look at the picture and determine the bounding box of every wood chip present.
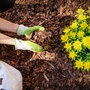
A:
[43,73,49,82]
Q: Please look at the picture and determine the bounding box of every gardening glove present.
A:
[15,38,43,52]
[17,25,45,38]
[0,61,22,90]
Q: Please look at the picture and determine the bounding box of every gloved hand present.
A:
[17,25,45,38]
[15,38,43,52]
[16,25,45,52]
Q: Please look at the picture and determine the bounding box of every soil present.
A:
[0,0,90,90]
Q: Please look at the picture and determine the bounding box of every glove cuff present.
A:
[16,25,28,35]
[15,38,32,50]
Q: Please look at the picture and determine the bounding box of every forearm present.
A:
[0,33,15,45]
[0,18,18,33]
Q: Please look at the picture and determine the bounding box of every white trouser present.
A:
[0,61,22,90]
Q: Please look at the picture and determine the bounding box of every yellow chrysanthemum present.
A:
[82,36,90,49]
[77,31,85,37]
[70,20,78,29]
[75,60,83,69]
[69,32,76,38]
[88,7,90,9]
[80,22,88,29]
[78,14,86,20]
[86,15,90,19]
[64,43,72,51]
[61,34,68,42]
[72,20,77,23]
[69,51,77,60]
[76,8,84,14]
[63,27,70,33]
[84,61,90,71]
[73,40,82,51]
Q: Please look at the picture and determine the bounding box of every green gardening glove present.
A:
[15,38,43,52]
[24,26,45,38]
[16,25,45,52]
[17,25,45,38]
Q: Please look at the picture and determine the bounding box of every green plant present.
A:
[61,8,90,71]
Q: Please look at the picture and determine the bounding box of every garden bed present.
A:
[0,0,90,90]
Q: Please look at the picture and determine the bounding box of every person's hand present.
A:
[23,26,45,38]
[15,39,43,52]
[17,25,45,38]
[16,25,45,52]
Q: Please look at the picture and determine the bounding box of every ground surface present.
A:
[0,0,90,90]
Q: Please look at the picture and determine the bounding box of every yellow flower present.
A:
[78,14,86,20]
[84,61,90,71]
[72,20,77,23]
[73,40,82,51]
[77,31,85,37]
[69,32,76,38]
[80,22,88,29]
[64,43,72,51]
[82,36,90,49]
[86,15,90,19]
[75,60,83,69]
[63,27,70,33]
[61,34,68,42]
[88,7,90,9]
[70,20,78,29]
[76,8,84,14]
[69,51,77,60]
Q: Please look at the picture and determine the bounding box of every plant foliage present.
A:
[61,8,90,71]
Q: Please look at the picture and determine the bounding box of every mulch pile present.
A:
[0,0,90,90]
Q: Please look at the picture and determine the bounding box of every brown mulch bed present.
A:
[0,0,90,90]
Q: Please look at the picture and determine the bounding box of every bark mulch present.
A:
[0,0,90,90]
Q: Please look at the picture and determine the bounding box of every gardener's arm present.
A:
[0,18,45,52]
[0,33,43,52]
[0,33,15,45]
[0,18,45,37]
[0,18,18,33]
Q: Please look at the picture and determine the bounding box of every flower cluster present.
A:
[61,8,90,71]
